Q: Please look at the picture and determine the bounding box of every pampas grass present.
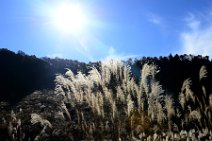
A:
[3,59,212,140]
[199,65,207,81]
[189,110,201,122]
[181,78,195,103]
[53,60,170,140]
[209,94,212,109]
[2,60,207,140]
[31,113,52,128]
[200,65,208,99]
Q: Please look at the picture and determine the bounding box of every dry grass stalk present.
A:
[89,67,102,85]
[179,92,186,110]
[199,65,207,81]
[127,94,134,117]
[189,110,201,122]
[209,94,212,110]
[116,86,125,103]
[165,96,174,116]
[181,78,195,103]
[31,113,52,128]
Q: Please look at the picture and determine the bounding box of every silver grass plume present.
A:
[55,74,68,86]
[148,81,164,121]
[55,111,65,119]
[103,59,122,78]
[199,65,207,81]
[101,61,111,84]
[112,101,117,119]
[189,110,201,122]
[151,81,164,97]
[141,64,159,95]
[55,74,72,101]
[209,94,212,110]
[134,84,143,112]
[156,101,166,124]
[181,78,195,103]
[17,119,21,128]
[199,65,208,98]
[30,113,52,128]
[55,85,66,98]
[8,122,13,137]
[123,65,131,83]
[88,67,102,85]
[76,71,87,87]
[65,68,75,80]
[165,95,175,119]
[84,88,93,107]
[148,100,155,120]
[73,89,83,103]
[61,102,71,120]
[127,94,134,117]
[90,93,96,113]
[116,86,125,103]
[141,64,152,94]
[11,110,16,122]
[179,92,186,110]
[96,92,104,117]
[104,87,114,106]
[149,63,159,78]
[95,99,101,117]
[127,78,136,96]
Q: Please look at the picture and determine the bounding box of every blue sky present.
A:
[1,0,212,62]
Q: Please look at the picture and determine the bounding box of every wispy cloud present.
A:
[180,12,212,56]
[147,13,162,25]
[103,46,139,61]
[77,34,139,61]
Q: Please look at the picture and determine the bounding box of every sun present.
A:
[51,3,86,34]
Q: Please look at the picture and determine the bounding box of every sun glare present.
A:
[51,3,86,34]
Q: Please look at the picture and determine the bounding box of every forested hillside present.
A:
[0,49,87,103]
[1,49,212,140]
[0,49,212,105]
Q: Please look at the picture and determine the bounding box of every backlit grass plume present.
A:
[31,113,52,128]
[53,59,212,140]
